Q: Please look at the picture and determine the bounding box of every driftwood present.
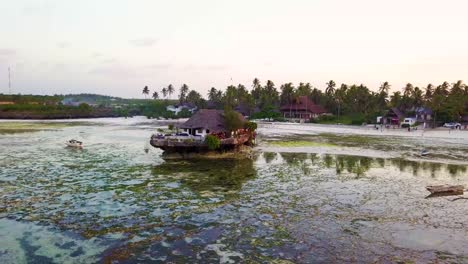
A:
[426,185,464,198]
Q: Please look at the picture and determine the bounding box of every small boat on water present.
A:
[66,139,83,148]
[420,149,430,156]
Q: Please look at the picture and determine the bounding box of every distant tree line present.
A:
[142,79,468,124]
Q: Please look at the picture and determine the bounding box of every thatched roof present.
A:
[234,103,260,117]
[280,96,327,114]
[386,107,404,119]
[180,109,244,133]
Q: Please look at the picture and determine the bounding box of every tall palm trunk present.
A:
[289,96,292,119]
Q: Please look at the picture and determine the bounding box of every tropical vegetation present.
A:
[2,79,467,124]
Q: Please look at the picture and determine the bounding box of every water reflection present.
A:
[261,152,468,178]
[152,159,256,195]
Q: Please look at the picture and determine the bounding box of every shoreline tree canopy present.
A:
[1,79,467,124]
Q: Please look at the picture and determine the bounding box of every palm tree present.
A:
[403,83,414,97]
[161,87,167,99]
[280,83,295,117]
[434,81,450,96]
[424,84,434,101]
[142,86,149,98]
[179,84,189,103]
[252,78,261,90]
[208,87,218,101]
[379,82,391,94]
[390,91,402,108]
[152,91,159,100]
[325,80,336,95]
[335,88,346,117]
[412,87,423,107]
[167,84,174,99]
[296,82,312,97]
[251,78,262,103]
[451,80,464,95]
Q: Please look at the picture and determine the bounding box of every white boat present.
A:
[421,149,430,156]
[66,139,83,148]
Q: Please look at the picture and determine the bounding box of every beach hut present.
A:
[179,109,245,137]
[280,96,328,121]
[383,108,404,126]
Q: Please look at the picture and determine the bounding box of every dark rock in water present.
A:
[426,185,464,198]
[161,145,254,160]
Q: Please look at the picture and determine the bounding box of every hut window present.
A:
[197,129,203,133]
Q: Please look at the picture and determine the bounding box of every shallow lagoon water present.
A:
[1,118,468,263]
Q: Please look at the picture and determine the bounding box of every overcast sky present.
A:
[1,0,467,98]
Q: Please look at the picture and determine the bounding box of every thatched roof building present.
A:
[179,109,245,136]
[179,109,227,133]
[280,96,327,119]
[151,109,252,154]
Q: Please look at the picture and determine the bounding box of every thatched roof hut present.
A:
[280,96,327,119]
[179,109,245,134]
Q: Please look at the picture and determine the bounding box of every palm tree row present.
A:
[141,84,205,109]
[142,78,468,123]
[142,84,175,100]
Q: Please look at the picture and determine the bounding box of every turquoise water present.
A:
[1,118,468,263]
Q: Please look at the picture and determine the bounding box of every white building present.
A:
[166,103,197,115]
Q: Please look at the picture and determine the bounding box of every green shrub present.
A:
[244,121,257,131]
[317,115,336,122]
[178,108,193,118]
[205,135,221,150]
[350,118,365,125]
[224,109,244,133]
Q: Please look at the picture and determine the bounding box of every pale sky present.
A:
[1,0,467,98]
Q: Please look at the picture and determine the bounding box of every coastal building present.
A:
[234,103,259,118]
[150,109,253,154]
[280,96,328,121]
[166,103,197,115]
[414,107,432,123]
[382,108,404,126]
[179,109,234,137]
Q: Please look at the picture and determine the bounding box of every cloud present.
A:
[23,3,54,16]
[89,65,136,78]
[0,49,16,57]
[147,63,171,69]
[203,64,229,71]
[91,52,103,58]
[101,58,117,64]
[57,42,71,48]
[130,38,158,47]
[182,64,229,71]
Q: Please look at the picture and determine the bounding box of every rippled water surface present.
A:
[1,118,468,263]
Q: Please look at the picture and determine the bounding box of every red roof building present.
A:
[280,96,328,120]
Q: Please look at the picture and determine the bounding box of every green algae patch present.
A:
[267,140,336,148]
[318,133,382,146]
